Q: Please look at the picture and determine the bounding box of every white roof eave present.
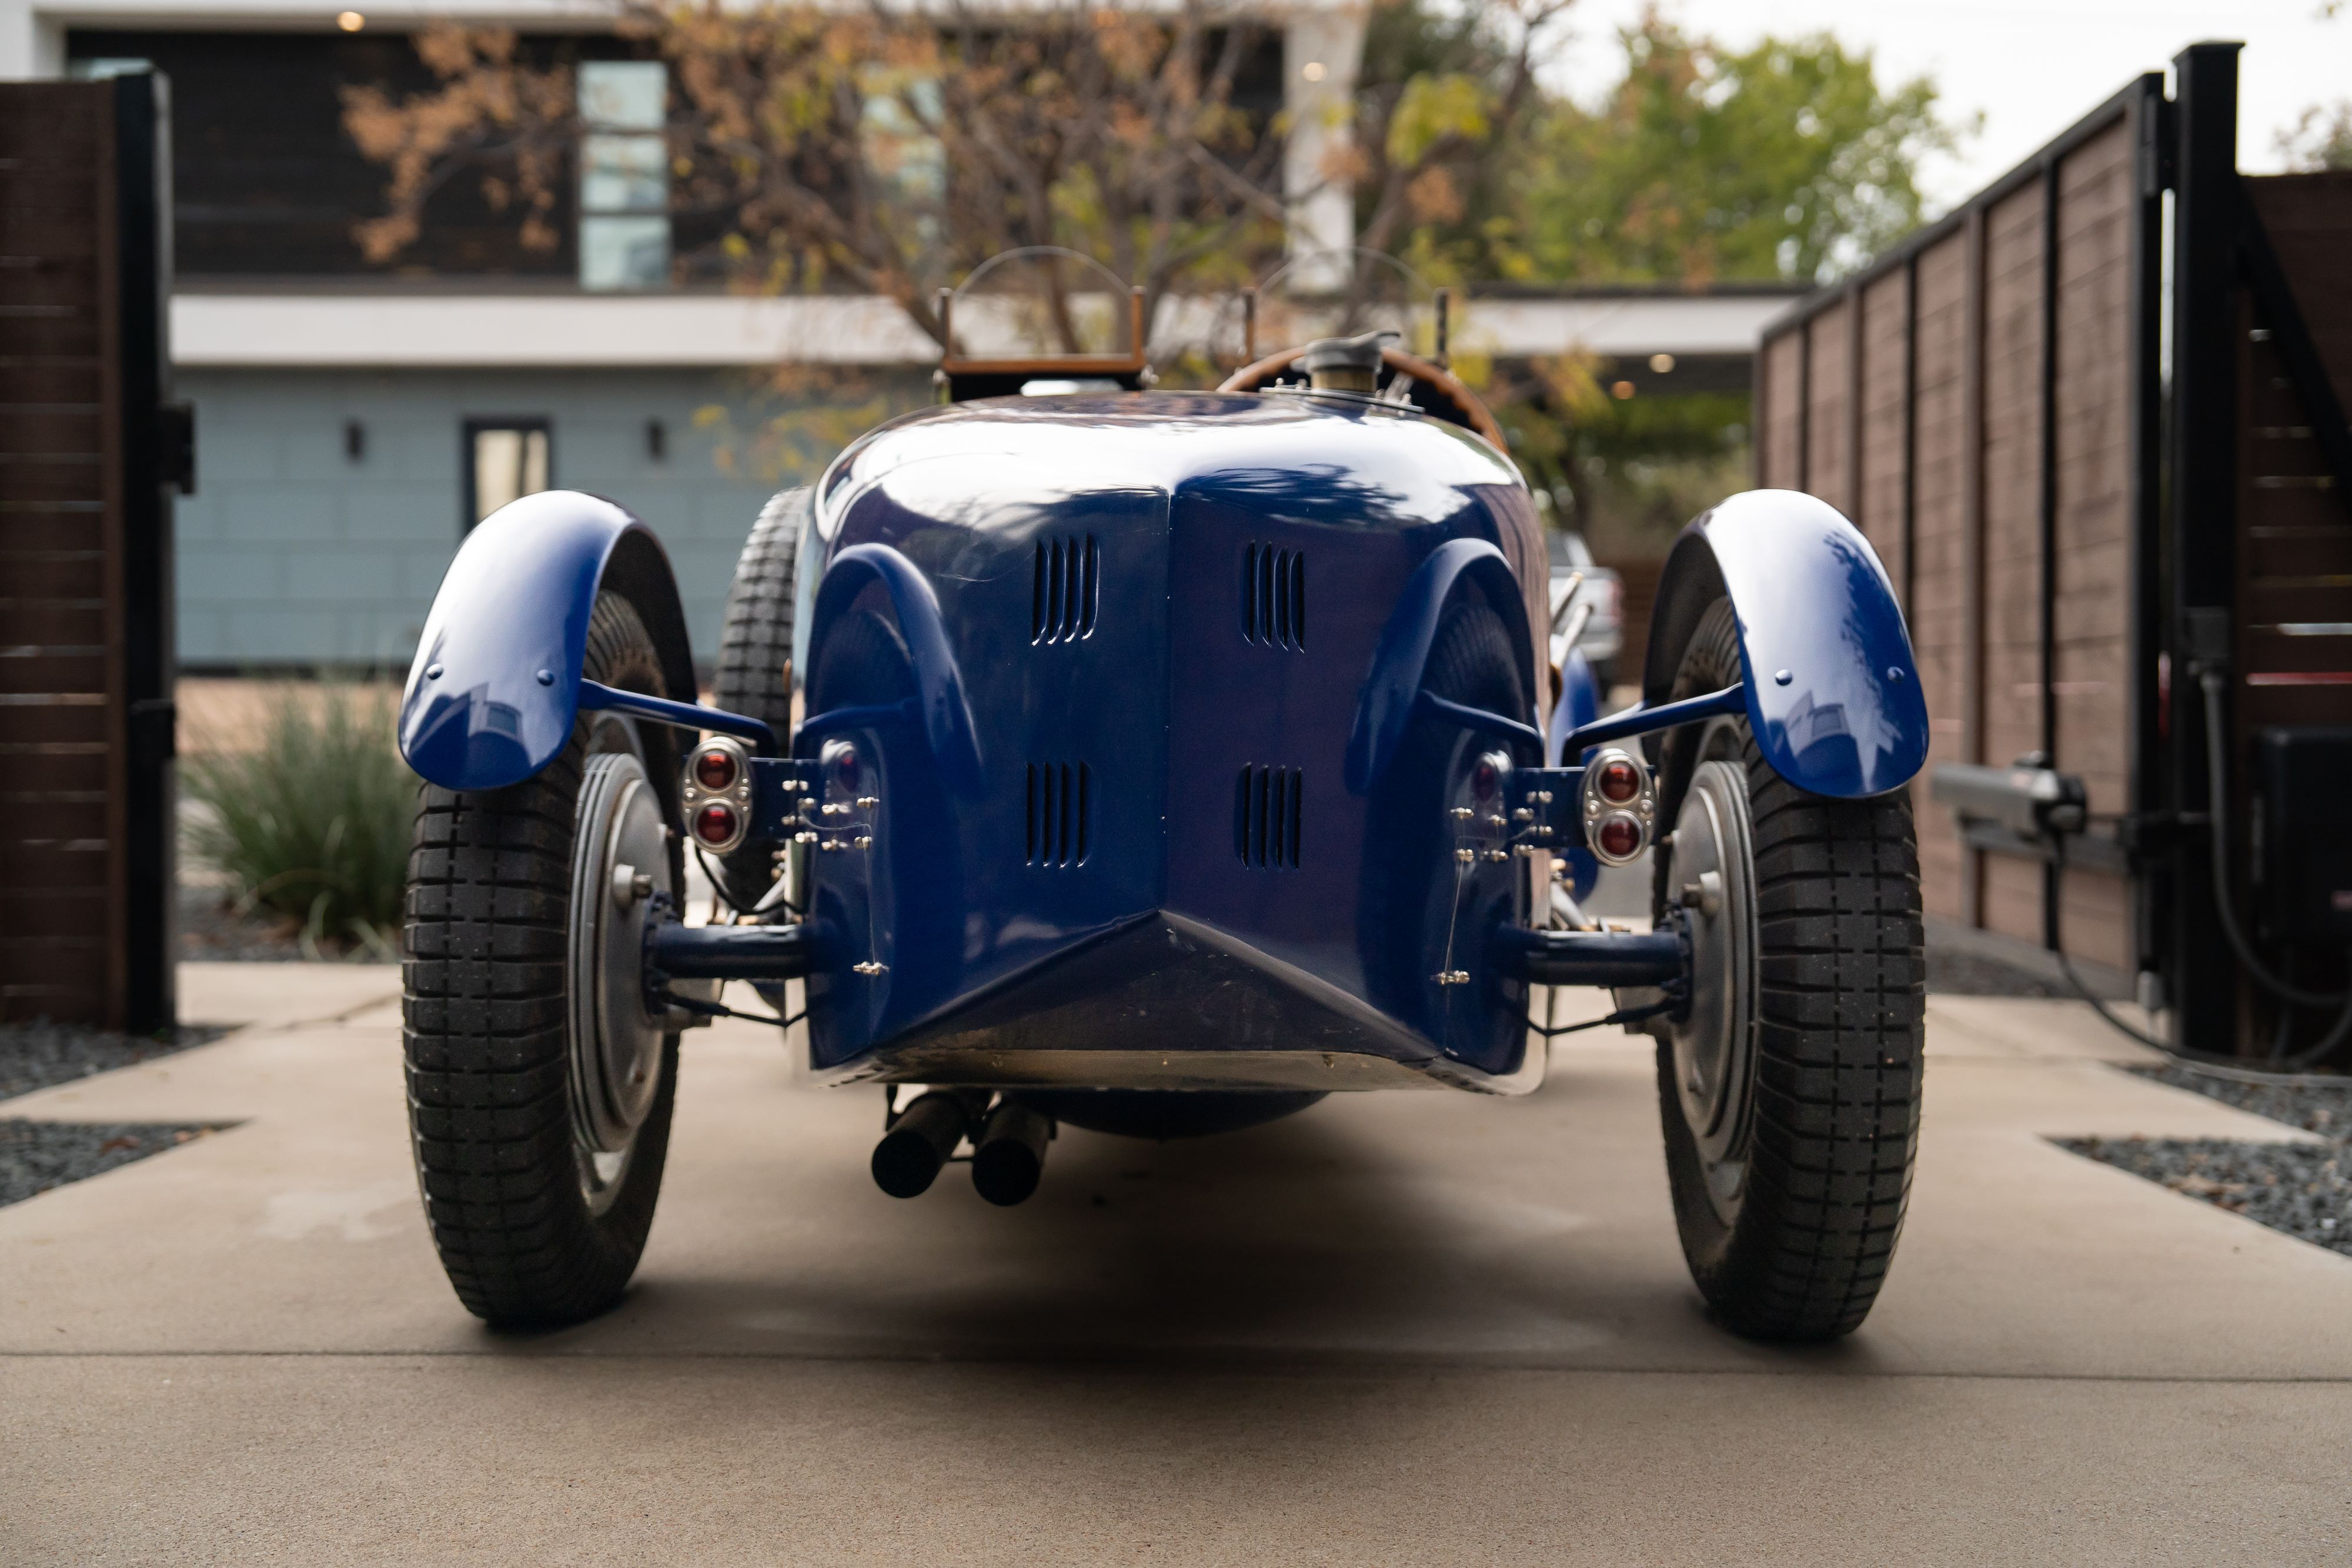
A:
[169,288,1801,370]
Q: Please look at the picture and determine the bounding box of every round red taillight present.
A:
[1595,814,1643,860]
[1471,755,1501,800]
[829,743,861,792]
[693,803,740,846]
[693,748,738,791]
[1596,757,1642,804]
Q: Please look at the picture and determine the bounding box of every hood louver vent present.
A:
[1241,542,1305,650]
[1234,764,1302,869]
[1025,761,1091,867]
[1032,535,1099,644]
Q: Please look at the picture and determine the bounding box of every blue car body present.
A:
[400,390,1926,1101]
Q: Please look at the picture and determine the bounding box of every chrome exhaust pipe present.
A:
[971,1100,1053,1207]
[870,1091,971,1199]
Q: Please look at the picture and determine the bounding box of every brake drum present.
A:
[1665,758,1760,1224]
[567,751,673,1200]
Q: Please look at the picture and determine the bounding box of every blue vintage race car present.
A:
[396,282,1930,1342]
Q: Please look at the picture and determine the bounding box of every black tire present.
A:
[403,591,682,1328]
[710,487,807,905]
[1650,596,1923,1342]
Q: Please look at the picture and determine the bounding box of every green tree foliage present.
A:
[1516,20,1961,283]
[1360,7,1966,287]
[1364,6,1970,559]
[2277,101,2352,170]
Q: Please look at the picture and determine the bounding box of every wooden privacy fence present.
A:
[1752,44,2352,1059]
[0,75,186,1030]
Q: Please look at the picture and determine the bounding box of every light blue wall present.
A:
[175,367,923,668]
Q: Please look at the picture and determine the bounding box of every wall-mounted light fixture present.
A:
[345,419,365,461]
[646,419,667,462]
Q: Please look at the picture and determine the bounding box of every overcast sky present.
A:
[1542,0,2349,211]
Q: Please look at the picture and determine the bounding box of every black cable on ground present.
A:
[2198,671,2346,1009]
[2047,840,2352,1076]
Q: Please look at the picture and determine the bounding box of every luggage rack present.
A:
[933,283,1154,402]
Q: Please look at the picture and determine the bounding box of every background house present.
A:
[3,0,1793,671]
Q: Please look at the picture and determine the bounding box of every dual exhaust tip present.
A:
[871,1090,1053,1206]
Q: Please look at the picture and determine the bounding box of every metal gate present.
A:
[1750,44,2352,1061]
[0,74,188,1031]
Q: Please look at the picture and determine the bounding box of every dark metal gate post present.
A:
[2163,42,2243,1054]
[114,74,183,1033]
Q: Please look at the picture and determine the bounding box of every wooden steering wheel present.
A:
[1217,344,1509,451]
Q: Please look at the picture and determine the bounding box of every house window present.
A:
[68,58,153,79]
[578,61,669,291]
[465,419,552,531]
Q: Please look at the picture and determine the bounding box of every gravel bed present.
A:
[179,884,395,963]
[1926,945,2063,998]
[2059,1064,2352,1258]
[1,1022,230,1102]
[0,1121,226,1209]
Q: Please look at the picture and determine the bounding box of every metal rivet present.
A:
[536,668,555,686]
[425,663,443,680]
[1774,668,1793,686]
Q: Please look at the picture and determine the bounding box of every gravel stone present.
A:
[0,1121,225,1209]
[0,1022,230,1103]
[179,884,395,963]
[2060,1065,2352,1258]
[2,1025,238,1208]
[1926,946,2063,998]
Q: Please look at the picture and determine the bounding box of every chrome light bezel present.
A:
[1581,746,1656,867]
[680,734,754,855]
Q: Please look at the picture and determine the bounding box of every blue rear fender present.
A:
[398,490,697,792]
[800,542,985,797]
[1344,537,1539,795]
[1642,488,1928,799]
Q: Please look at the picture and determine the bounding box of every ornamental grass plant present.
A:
[181,682,415,958]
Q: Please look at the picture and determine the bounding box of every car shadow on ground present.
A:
[504,1099,1886,1378]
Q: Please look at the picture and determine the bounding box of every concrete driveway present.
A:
[4,963,2348,1565]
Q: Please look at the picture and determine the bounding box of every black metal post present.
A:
[115,73,178,1034]
[2126,74,2168,987]
[2164,41,2243,1054]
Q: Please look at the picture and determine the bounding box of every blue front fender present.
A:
[399,490,696,791]
[1644,489,1928,798]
